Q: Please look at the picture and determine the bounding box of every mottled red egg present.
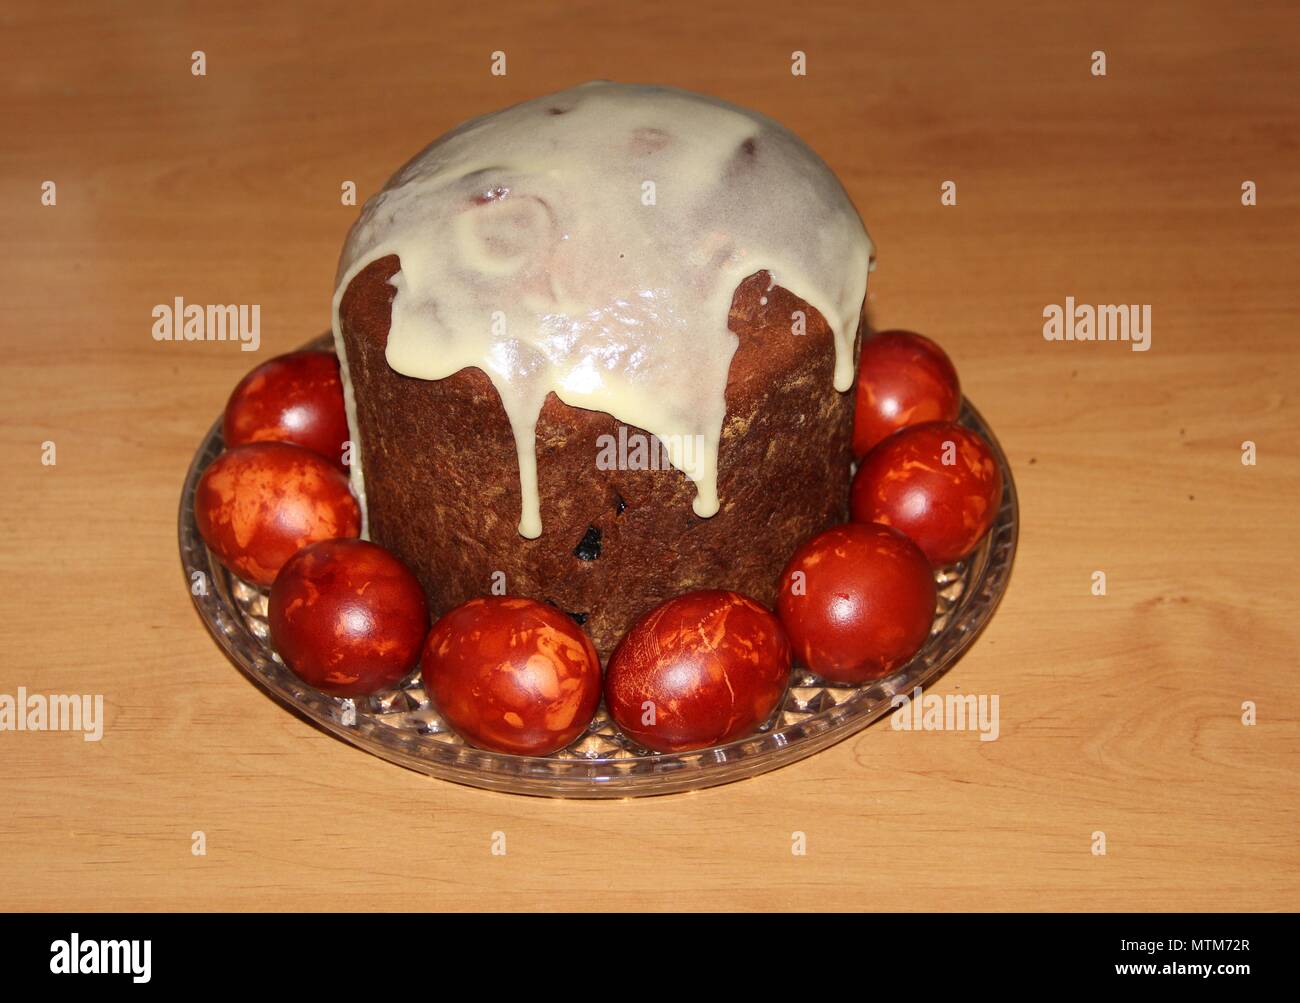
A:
[777,523,936,683]
[223,350,350,468]
[421,597,602,756]
[194,442,360,586]
[604,590,791,753]
[852,330,961,457]
[268,539,428,697]
[851,420,1002,565]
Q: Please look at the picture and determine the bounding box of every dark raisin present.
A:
[740,137,757,157]
[547,106,568,115]
[573,525,602,560]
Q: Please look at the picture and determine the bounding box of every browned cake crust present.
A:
[339,255,860,659]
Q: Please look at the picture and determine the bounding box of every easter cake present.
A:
[331,81,875,657]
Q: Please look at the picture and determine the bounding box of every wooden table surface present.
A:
[2,0,1297,912]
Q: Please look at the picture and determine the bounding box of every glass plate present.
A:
[179,367,1018,798]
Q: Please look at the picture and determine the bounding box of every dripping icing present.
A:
[332,81,874,539]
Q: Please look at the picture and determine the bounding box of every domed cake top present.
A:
[333,81,874,538]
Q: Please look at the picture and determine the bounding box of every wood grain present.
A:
[1,0,1297,911]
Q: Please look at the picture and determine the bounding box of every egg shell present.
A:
[194,441,360,586]
[604,590,792,753]
[421,597,602,756]
[851,420,1002,565]
[777,522,936,683]
[223,350,350,468]
[852,330,961,457]
[269,539,429,697]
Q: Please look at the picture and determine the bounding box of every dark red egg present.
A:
[268,539,428,697]
[851,420,1002,565]
[223,350,350,468]
[852,330,961,457]
[421,597,602,756]
[604,590,791,753]
[777,522,936,683]
[194,441,360,586]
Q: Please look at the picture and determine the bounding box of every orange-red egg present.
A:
[194,441,360,586]
[851,421,1002,565]
[223,350,350,468]
[604,590,791,753]
[421,597,602,756]
[852,330,961,457]
[777,522,936,683]
[269,539,428,697]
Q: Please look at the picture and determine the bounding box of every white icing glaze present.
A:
[332,81,874,539]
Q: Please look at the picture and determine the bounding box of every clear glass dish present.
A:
[179,371,1018,798]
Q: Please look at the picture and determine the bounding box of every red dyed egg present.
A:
[223,350,350,468]
[604,590,791,753]
[421,597,602,756]
[268,539,428,697]
[777,523,936,683]
[194,442,360,586]
[851,420,1002,565]
[852,330,961,457]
